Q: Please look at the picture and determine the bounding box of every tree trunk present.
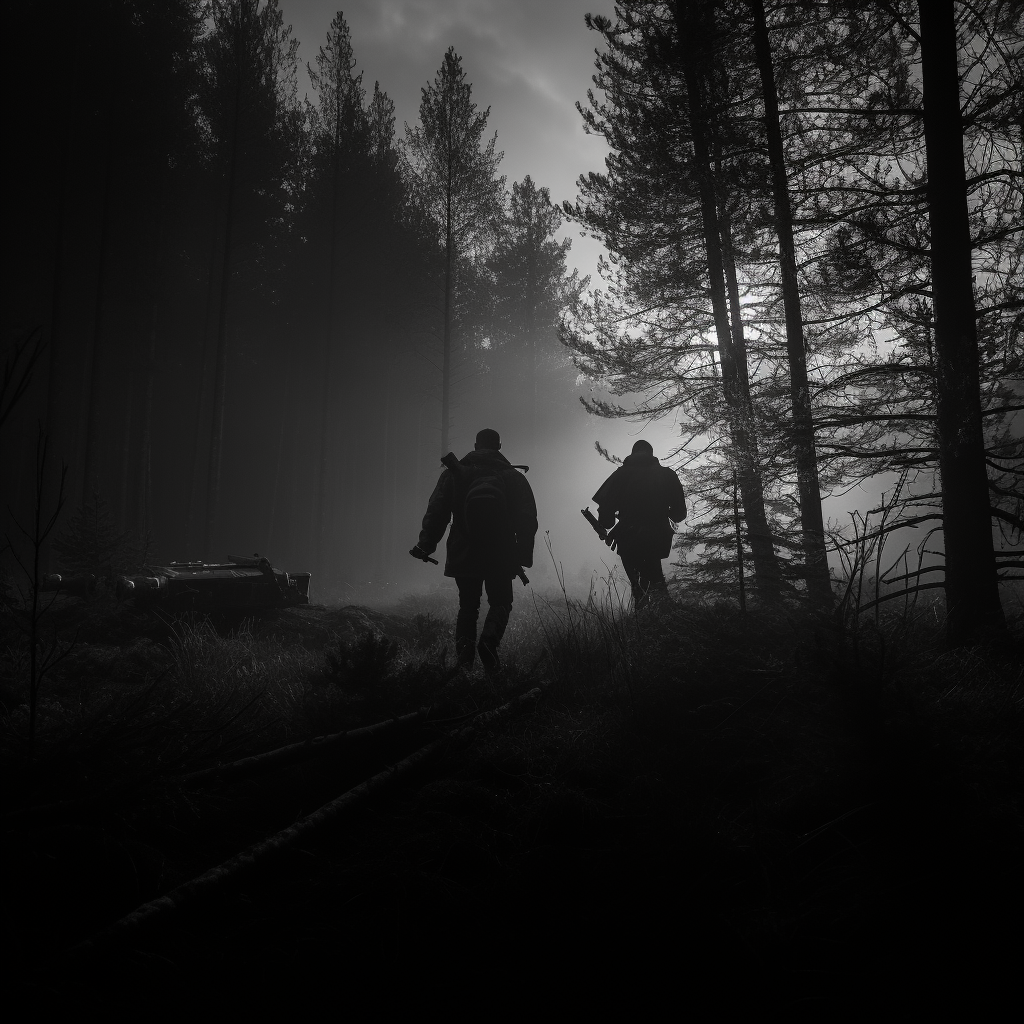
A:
[139,317,156,541]
[749,0,832,608]
[41,126,69,573]
[80,139,115,505]
[526,218,538,459]
[416,397,426,503]
[379,353,394,581]
[918,0,1003,644]
[203,26,244,561]
[442,208,453,455]
[266,355,292,558]
[683,59,782,595]
[720,208,784,595]
[313,235,337,576]
[138,279,160,541]
[117,349,134,530]
[315,93,345,578]
[185,216,221,559]
[138,205,167,542]
[125,191,167,538]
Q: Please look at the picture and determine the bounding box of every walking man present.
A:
[411,428,537,672]
[592,439,686,608]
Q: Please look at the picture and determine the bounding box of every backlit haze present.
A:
[280,0,912,600]
[283,0,684,599]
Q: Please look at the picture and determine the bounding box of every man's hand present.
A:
[409,546,438,565]
[605,522,621,552]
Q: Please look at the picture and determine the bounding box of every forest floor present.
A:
[2,588,1021,1017]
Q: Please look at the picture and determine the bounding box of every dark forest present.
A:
[4,2,589,600]
[2,0,1021,1015]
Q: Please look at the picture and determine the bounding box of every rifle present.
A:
[581,507,620,551]
[581,507,607,542]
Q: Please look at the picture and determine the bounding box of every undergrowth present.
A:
[1,586,1020,1014]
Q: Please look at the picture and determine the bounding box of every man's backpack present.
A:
[442,453,514,567]
[464,466,509,547]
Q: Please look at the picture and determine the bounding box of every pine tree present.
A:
[199,0,299,559]
[307,10,367,576]
[53,492,147,579]
[780,0,1020,640]
[564,2,788,596]
[747,0,832,606]
[405,47,505,454]
[918,0,1006,643]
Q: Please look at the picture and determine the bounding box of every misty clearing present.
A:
[3,0,1021,1016]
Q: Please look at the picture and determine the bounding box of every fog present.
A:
[2,1,992,613]
[0,2,720,607]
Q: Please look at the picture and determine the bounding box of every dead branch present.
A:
[987,459,1024,475]
[180,708,428,787]
[879,564,945,586]
[856,581,946,614]
[991,507,1024,531]
[832,514,943,548]
[66,683,547,956]
[69,734,453,955]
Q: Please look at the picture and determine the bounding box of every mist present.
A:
[3,0,659,605]
[3,3,1020,1015]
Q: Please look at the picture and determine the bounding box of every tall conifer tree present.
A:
[405,48,505,454]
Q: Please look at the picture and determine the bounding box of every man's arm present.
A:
[416,471,454,555]
[509,473,539,568]
[665,468,687,522]
[592,469,621,529]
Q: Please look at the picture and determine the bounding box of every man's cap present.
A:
[631,439,654,455]
[476,428,501,450]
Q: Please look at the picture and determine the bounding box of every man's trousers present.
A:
[619,553,668,609]
[455,576,513,669]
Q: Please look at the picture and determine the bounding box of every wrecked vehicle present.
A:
[115,555,311,612]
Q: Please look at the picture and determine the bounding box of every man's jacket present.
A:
[593,453,686,559]
[418,450,538,578]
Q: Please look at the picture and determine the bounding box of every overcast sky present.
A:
[281,0,613,286]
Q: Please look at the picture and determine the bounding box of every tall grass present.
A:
[2,575,1019,1015]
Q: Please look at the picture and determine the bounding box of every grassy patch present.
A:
[2,589,1020,1012]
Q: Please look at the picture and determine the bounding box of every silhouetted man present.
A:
[593,439,686,608]
[411,428,538,672]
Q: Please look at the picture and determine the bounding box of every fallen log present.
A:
[1,710,429,827]
[180,708,428,787]
[69,733,452,956]
[67,680,548,956]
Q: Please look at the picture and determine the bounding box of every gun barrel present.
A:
[581,507,607,541]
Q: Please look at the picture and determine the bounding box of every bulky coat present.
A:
[418,450,538,578]
[593,453,687,559]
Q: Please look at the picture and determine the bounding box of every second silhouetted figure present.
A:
[411,428,538,673]
[592,439,686,608]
